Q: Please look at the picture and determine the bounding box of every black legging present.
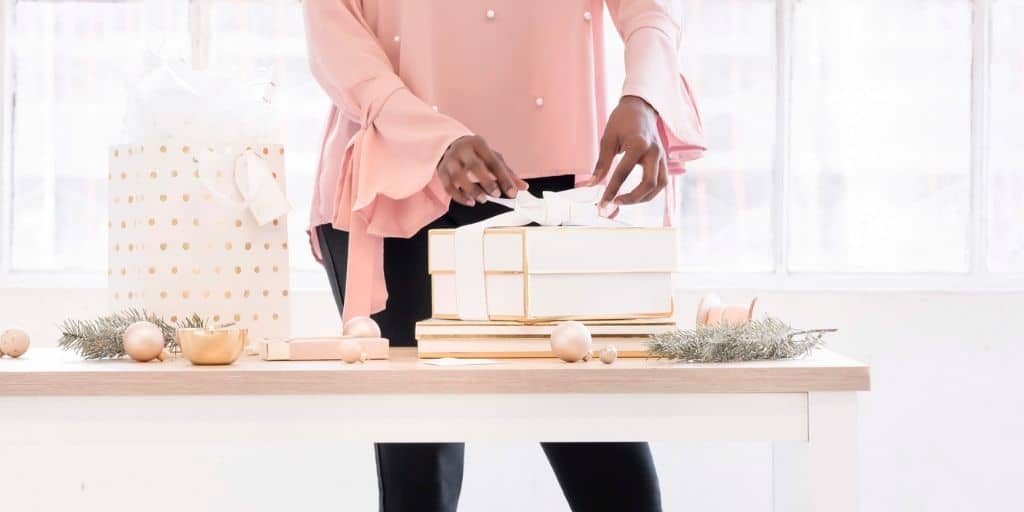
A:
[316,174,662,512]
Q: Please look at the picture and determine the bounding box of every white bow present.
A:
[452,186,625,320]
[200,148,291,226]
[485,186,624,227]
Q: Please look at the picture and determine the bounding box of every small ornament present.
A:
[123,321,165,362]
[599,345,618,364]
[550,321,593,363]
[343,316,381,338]
[0,329,31,358]
[340,339,364,364]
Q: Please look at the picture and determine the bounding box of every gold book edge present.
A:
[417,317,677,326]
[428,269,678,275]
[428,226,675,235]
[416,350,650,359]
[414,334,660,340]
[431,310,675,323]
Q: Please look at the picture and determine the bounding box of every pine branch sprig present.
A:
[57,308,209,360]
[645,316,835,363]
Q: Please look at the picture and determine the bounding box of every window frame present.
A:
[0,0,1021,292]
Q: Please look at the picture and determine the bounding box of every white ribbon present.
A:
[200,148,291,226]
[453,186,625,320]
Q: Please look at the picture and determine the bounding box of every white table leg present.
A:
[772,440,808,512]
[773,391,858,512]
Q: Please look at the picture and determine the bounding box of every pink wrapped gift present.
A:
[259,336,389,361]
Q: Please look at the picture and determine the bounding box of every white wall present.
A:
[2,288,1022,511]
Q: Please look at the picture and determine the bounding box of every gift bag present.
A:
[108,143,291,339]
[108,61,291,340]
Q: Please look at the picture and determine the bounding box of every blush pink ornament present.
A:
[599,345,618,364]
[339,339,366,364]
[343,316,381,338]
[0,329,31,358]
[550,321,593,363]
[123,321,165,362]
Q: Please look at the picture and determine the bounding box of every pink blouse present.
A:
[302,0,705,321]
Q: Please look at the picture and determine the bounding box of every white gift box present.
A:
[108,142,291,340]
[427,226,677,321]
[259,336,390,361]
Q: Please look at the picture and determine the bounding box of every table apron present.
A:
[0,392,810,443]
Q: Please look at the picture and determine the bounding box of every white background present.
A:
[1,0,1023,511]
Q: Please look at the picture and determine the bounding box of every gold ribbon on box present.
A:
[199,147,291,226]
[453,186,626,321]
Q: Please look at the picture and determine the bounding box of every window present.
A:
[0,0,1021,289]
[7,1,190,273]
[2,0,327,280]
[989,0,1024,272]
[788,0,971,272]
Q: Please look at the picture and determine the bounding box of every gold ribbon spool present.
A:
[696,294,758,327]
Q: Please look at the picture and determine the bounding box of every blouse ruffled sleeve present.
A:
[303,0,472,319]
[606,0,706,174]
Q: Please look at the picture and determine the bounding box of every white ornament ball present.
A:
[123,321,165,362]
[0,329,31,358]
[340,339,364,364]
[599,345,618,365]
[550,321,593,363]
[343,316,381,338]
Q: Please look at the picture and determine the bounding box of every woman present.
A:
[303,1,704,510]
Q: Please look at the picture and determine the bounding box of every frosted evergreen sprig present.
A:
[645,316,835,363]
[57,308,207,360]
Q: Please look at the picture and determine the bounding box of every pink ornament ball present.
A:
[0,329,31,358]
[123,321,165,362]
[340,339,364,364]
[550,321,593,363]
[343,316,381,339]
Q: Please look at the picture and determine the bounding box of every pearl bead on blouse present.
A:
[486,9,496,20]
[583,11,593,22]
[393,35,400,43]
[535,97,544,107]
[431,105,439,112]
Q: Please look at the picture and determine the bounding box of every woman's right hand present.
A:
[437,135,528,207]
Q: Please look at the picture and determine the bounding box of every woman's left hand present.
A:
[589,95,667,208]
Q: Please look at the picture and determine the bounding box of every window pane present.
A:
[788,0,971,272]
[10,0,188,271]
[602,2,774,271]
[208,0,329,273]
[598,2,774,272]
[677,0,775,272]
[988,0,1024,272]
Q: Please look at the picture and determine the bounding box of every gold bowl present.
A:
[177,328,248,365]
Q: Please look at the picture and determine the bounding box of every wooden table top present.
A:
[0,348,870,396]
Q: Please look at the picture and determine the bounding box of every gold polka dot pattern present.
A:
[107,143,291,341]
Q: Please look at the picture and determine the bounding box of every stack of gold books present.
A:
[415,318,677,358]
